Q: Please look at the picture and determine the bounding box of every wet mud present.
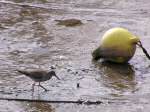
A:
[0,0,150,112]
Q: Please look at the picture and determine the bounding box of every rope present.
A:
[137,41,150,60]
[0,97,103,105]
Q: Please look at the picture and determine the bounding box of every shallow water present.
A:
[0,0,150,111]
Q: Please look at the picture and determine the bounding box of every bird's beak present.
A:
[54,74,60,80]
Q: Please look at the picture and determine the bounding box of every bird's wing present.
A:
[28,71,47,79]
[17,70,47,79]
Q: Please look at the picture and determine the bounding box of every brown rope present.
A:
[137,41,150,60]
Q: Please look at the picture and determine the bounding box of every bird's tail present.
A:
[17,70,30,76]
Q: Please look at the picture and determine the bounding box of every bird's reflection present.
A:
[93,60,137,93]
[25,102,54,112]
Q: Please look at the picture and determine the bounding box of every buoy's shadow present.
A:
[93,60,137,93]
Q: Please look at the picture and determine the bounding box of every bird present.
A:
[92,27,140,63]
[17,68,60,91]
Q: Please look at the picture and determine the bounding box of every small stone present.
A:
[77,83,80,88]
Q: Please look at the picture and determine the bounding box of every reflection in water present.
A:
[93,60,137,94]
[25,91,54,112]
[24,102,54,112]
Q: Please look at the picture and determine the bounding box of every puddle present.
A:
[55,19,83,27]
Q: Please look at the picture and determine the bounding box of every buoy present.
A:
[92,27,140,63]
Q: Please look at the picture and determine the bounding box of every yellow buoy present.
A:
[92,27,140,63]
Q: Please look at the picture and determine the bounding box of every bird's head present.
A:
[50,65,56,70]
[49,71,60,80]
[49,65,60,79]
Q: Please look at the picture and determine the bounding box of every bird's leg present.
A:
[38,82,48,91]
[32,82,35,92]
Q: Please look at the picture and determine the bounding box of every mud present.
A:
[0,0,150,112]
